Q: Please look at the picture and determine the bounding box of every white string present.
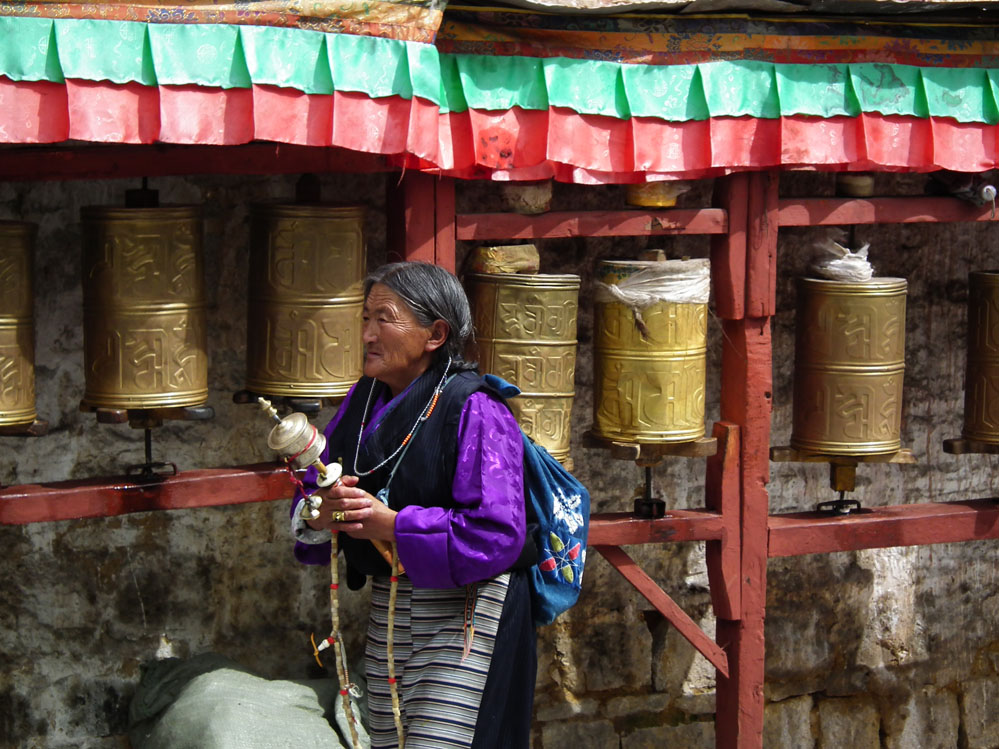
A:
[594,258,711,307]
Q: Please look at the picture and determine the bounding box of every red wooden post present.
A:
[386,172,456,272]
[713,172,776,749]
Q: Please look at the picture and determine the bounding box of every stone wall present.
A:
[3,170,999,748]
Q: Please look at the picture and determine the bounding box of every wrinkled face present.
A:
[362,283,445,396]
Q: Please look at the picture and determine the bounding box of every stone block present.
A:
[621,720,714,748]
[817,695,880,749]
[603,692,671,718]
[674,691,715,717]
[535,695,599,722]
[883,686,959,749]
[961,677,999,749]
[764,694,815,749]
[541,719,618,749]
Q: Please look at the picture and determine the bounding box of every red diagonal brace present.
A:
[594,544,729,678]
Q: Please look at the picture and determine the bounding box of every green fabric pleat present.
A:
[699,61,781,119]
[54,19,155,85]
[0,18,63,83]
[147,24,251,88]
[240,25,332,94]
[2,15,999,125]
[922,67,999,123]
[452,54,548,112]
[849,63,929,118]
[774,63,859,118]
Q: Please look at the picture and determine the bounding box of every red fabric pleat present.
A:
[780,116,861,168]
[466,108,549,169]
[632,117,711,174]
[6,76,999,180]
[65,79,159,144]
[251,84,332,146]
[331,91,439,161]
[547,107,634,174]
[709,117,782,169]
[158,84,254,145]
[929,117,998,172]
[0,77,69,143]
[860,113,934,170]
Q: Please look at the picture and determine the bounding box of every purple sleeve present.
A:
[292,384,358,566]
[394,391,526,588]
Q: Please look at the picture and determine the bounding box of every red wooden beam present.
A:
[711,173,748,320]
[745,172,778,318]
[705,421,741,620]
[0,463,297,525]
[714,172,776,749]
[768,498,999,557]
[588,510,725,546]
[455,208,727,240]
[0,144,390,181]
[594,544,729,678]
[778,197,996,227]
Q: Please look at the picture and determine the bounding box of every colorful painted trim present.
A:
[0,0,442,43]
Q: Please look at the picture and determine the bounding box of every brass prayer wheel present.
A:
[962,270,999,442]
[0,221,38,426]
[246,204,365,399]
[791,277,907,455]
[80,206,208,409]
[592,259,708,444]
[467,272,579,464]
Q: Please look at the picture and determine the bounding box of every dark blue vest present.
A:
[329,370,489,582]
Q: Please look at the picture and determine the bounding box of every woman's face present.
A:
[362,283,447,395]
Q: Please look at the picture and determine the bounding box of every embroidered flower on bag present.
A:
[552,487,584,534]
[539,532,582,584]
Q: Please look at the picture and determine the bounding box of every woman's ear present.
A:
[425,320,450,353]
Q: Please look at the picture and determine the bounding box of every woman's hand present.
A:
[306,474,397,543]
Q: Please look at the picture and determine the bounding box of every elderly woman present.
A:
[291,262,536,749]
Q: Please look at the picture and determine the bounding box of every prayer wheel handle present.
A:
[257,398,399,570]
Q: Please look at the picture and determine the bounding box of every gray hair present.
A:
[364,262,477,370]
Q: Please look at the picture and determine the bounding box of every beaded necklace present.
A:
[352,356,452,477]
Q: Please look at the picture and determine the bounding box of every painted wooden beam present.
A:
[587,510,725,546]
[594,544,729,678]
[455,208,727,240]
[768,498,999,557]
[778,197,996,227]
[0,464,298,525]
[0,144,390,182]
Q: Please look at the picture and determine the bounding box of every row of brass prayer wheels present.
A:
[4,201,999,460]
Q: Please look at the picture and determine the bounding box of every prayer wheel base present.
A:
[584,431,717,465]
[634,497,667,519]
[0,418,49,437]
[943,437,999,455]
[233,389,323,417]
[770,445,917,466]
[81,403,214,430]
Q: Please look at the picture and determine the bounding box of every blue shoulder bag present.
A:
[483,375,591,626]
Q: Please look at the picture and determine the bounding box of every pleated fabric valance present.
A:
[2,9,999,182]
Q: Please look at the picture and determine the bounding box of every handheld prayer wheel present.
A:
[592,259,708,444]
[467,272,579,464]
[80,206,208,409]
[246,204,365,400]
[0,221,38,426]
[791,277,907,455]
[962,270,999,442]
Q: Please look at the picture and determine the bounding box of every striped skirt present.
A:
[365,574,509,749]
